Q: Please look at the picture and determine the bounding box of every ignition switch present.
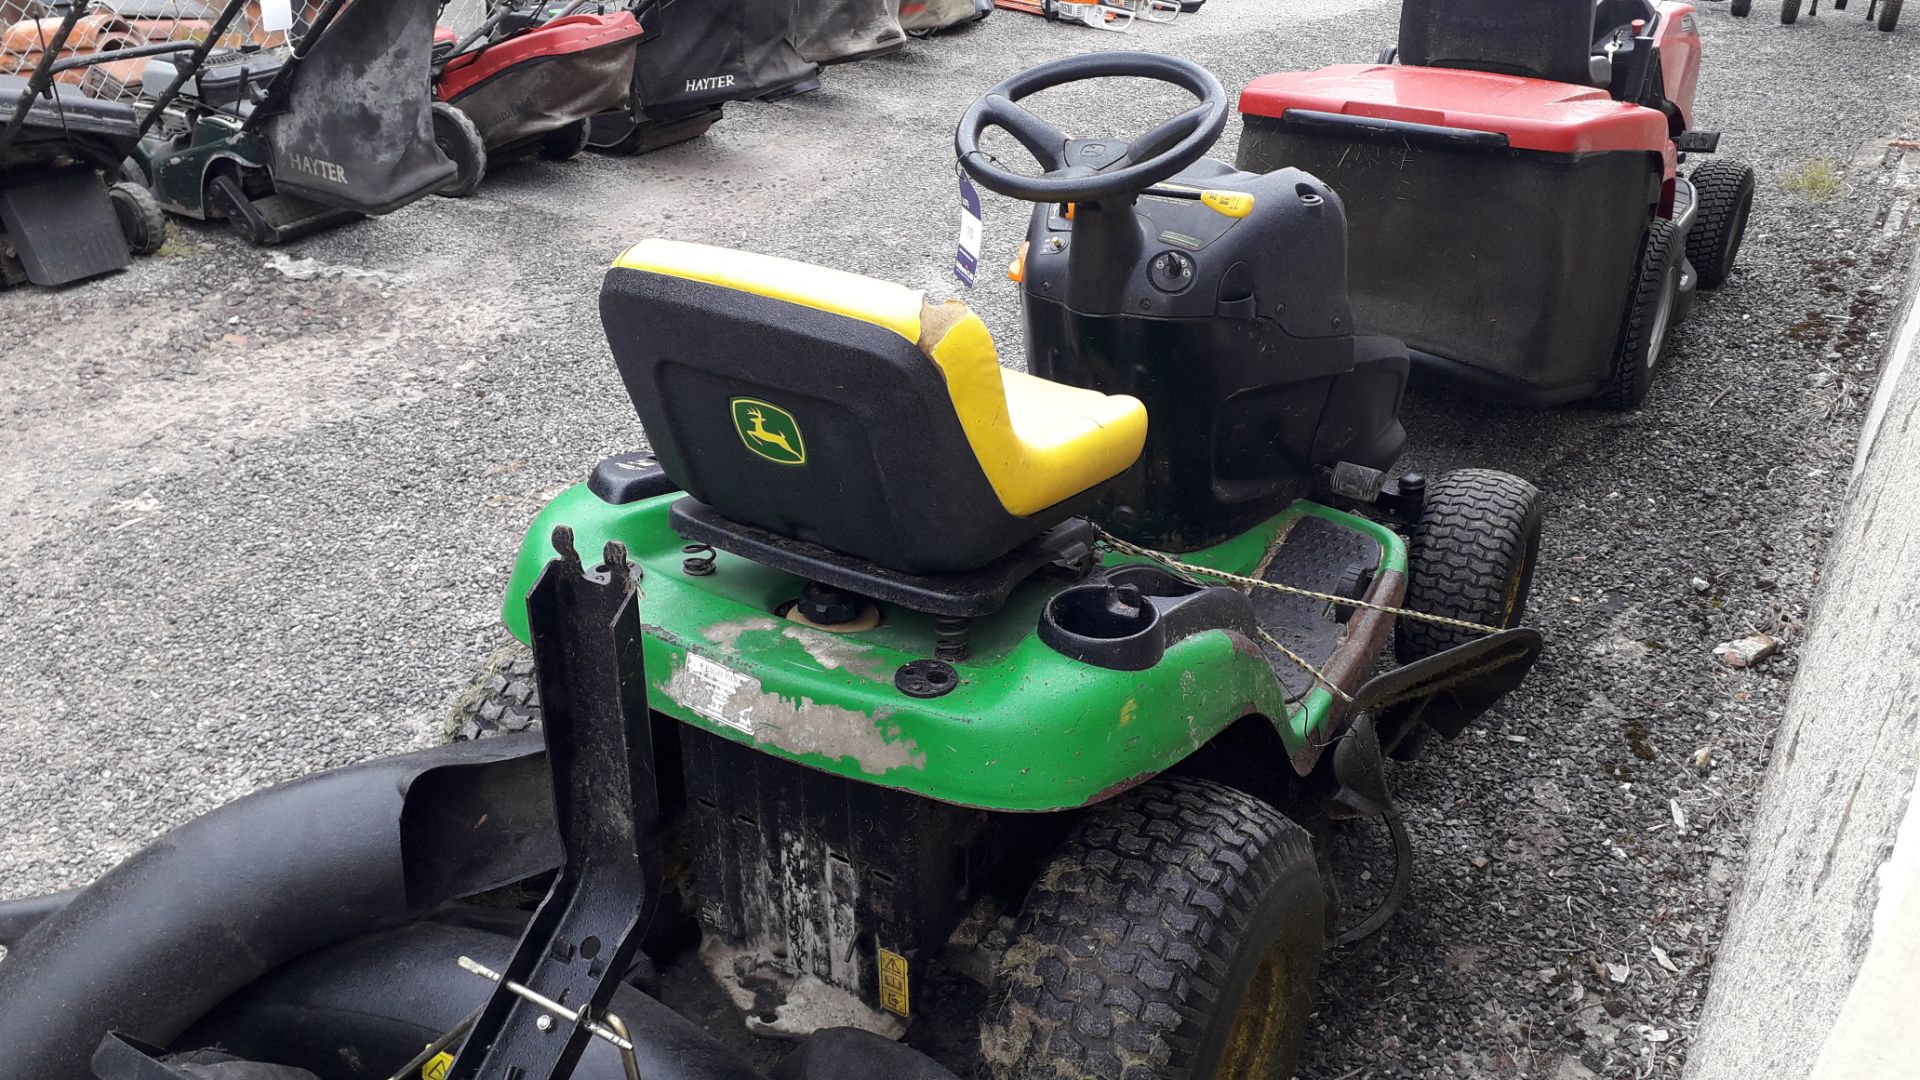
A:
[1148,249,1196,294]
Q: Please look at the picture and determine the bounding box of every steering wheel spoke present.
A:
[982,94,1070,172]
[1130,101,1215,166]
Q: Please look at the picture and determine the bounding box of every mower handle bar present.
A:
[954,51,1228,203]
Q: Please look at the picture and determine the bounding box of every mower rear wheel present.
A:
[540,119,592,161]
[1880,0,1902,29]
[432,102,488,199]
[1731,0,1750,14]
[447,642,540,741]
[981,777,1324,1080]
[1782,0,1802,22]
[1687,160,1756,290]
[1595,218,1679,410]
[109,181,167,257]
[1396,469,1542,666]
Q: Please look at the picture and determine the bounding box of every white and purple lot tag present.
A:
[955,175,983,287]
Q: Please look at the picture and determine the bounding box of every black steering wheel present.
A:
[955,52,1229,203]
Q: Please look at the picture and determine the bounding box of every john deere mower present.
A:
[130,0,457,245]
[0,52,1544,1080]
[1238,0,1756,409]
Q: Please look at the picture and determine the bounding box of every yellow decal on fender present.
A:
[878,947,911,1017]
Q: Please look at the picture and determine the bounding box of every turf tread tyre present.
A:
[1782,0,1802,22]
[1396,469,1542,665]
[1879,0,1902,29]
[109,181,167,256]
[1731,0,1750,14]
[447,643,540,741]
[432,103,488,198]
[1594,218,1678,410]
[1686,160,1755,290]
[981,777,1323,1080]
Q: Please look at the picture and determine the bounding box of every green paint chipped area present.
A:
[502,486,1403,811]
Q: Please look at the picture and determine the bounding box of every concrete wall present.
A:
[1685,237,1920,1079]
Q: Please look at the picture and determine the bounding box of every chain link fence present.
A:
[1,1,290,106]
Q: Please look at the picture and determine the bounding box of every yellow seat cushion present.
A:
[615,239,1148,518]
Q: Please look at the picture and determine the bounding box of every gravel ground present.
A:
[2,2,1918,1078]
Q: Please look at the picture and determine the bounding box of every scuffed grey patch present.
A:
[661,656,926,775]
[702,616,781,648]
[781,624,889,682]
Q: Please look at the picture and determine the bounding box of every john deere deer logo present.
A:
[731,398,806,465]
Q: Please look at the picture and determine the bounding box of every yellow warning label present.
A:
[423,1051,454,1080]
[878,947,911,1017]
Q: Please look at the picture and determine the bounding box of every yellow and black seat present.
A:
[601,239,1148,575]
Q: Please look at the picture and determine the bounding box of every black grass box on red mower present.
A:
[428,1,646,198]
[583,0,822,157]
[0,51,1546,1080]
[131,0,459,245]
[1238,0,1757,410]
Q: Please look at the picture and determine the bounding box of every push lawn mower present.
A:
[584,0,820,157]
[0,4,173,288]
[130,0,456,245]
[1238,0,1757,409]
[1737,0,1904,30]
[429,2,644,198]
[897,0,993,37]
[792,0,905,65]
[0,51,1545,1080]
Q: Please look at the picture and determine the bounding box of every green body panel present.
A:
[141,115,265,219]
[501,487,1405,812]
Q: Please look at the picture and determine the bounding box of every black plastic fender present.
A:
[0,736,559,1080]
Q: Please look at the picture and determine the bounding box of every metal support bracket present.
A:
[446,527,661,1080]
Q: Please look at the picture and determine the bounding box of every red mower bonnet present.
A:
[1240,64,1669,156]
[436,12,643,102]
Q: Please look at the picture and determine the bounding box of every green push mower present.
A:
[0,51,1544,1080]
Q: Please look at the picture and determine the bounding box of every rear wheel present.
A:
[1782,0,1802,21]
[1396,469,1542,665]
[108,181,167,256]
[981,777,1324,1080]
[1595,218,1679,410]
[1731,0,1750,13]
[540,118,592,161]
[432,102,487,198]
[1879,0,1902,29]
[448,642,540,740]
[1687,160,1756,289]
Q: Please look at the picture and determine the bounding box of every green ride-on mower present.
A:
[0,52,1544,1080]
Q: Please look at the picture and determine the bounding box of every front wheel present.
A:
[1782,0,1802,21]
[981,777,1324,1080]
[1731,0,1751,14]
[1687,160,1756,289]
[1879,0,1902,29]
[1396,469,1542,665]
[431,102,488,198]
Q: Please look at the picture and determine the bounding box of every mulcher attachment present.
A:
[447,528,661,1080]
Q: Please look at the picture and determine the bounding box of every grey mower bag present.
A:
[897,0,991,35]
[589,0,820,154]
[266,0,456,214]
[793,0,905,65]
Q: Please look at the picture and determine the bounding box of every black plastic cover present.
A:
[264,0,457,214]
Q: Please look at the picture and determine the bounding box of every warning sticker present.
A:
[878,947,911,1017]
[681,653,756,734]
[422,1051,454,1080]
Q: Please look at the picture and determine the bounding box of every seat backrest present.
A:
[599,240,1107,574]
[1398,0,1599,86]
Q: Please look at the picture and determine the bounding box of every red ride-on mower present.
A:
[1237,0,1756,409]
[430,3,645,197]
